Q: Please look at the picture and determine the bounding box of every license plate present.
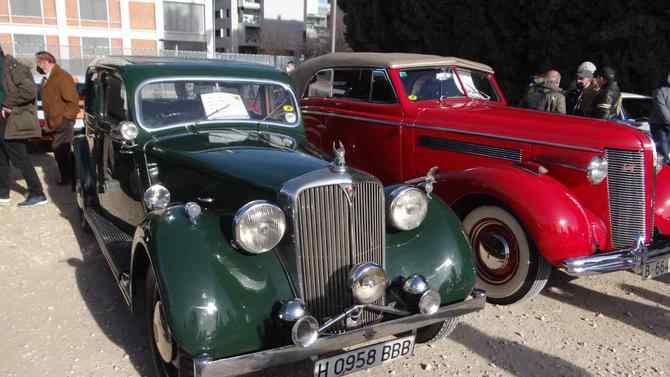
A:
[313,336,415,377]
[642,256,670,279]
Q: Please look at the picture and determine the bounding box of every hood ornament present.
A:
[405,166,439,198]
[331,141,347,173]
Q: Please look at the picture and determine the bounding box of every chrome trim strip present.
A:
[301,110,604,153]
[133,76,302,132]
[194,291,486,377]
[418,135,522,162]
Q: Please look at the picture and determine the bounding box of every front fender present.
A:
[386,196,476,305]
[654,167,670,235]
[133,206,294,360]
[440,166,604,265]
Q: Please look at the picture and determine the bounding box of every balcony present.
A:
[240,0,261,10]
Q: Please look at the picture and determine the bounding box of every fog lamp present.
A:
[402,274,430,295]
[184,202,202,224]
[418,289,441,315]
[278,299,307,322]
[350,263,387,304]
[291,315,319,348]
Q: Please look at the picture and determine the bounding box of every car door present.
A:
[94,71,145,230]
[325,68,405,184]
[301,69,336,156]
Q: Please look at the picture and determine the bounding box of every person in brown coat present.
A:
[0,46,46,207]
[35,51,79,185]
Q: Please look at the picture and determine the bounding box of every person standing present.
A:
[566,61,599,116]
[0,47,46,207]
[521,70,566,114]
[649,72,670,161]
[591,67,621,120]
[35,51,79,186]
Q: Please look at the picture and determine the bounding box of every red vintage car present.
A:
[293,53,670,304]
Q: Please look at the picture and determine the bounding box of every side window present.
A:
[104,74,127,122]
[305,69,333,98]
[85,69,101,115]
[370,70,396,103]
[332,69,371,101]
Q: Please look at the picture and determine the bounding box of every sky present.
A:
[263,0,305,21]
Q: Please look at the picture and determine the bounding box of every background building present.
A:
[214,0,263,54]
[0,0,214,60]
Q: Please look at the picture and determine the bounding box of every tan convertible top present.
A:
[291,52,494,95]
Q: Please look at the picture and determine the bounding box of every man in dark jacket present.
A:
[591,67,621,120]
[649,72,670,161]
[566,62,599,116]
[0,46,47,207]
[35,51,79,185]
[521,70,566,114]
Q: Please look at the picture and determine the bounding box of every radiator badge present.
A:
[621,163,636,173]
[331,141,347,173]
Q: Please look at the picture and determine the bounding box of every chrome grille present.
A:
[606,149,646,248]
[295,181,385,330]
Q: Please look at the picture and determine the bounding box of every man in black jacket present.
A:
[0,46,46,207]
[591,67,621,120]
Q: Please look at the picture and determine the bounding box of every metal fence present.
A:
[9,43,294,78]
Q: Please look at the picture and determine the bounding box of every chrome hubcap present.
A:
[478,233,511,270]
[471,219,520,285]
[153,301,174,363]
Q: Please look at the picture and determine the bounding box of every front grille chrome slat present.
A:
[295,181,385,331]
[606,149,646,249]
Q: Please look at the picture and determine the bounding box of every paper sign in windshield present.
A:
[201,92,250,120]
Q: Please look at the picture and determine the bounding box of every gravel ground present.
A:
[1,153,669,377]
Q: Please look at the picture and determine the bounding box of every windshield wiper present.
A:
[186,103,233,134]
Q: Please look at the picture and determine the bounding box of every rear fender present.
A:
[441,166,602,265]
[385,190,476,304]
[71,134,98,206]
[131,205,294,360]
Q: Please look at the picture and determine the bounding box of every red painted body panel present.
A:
[300,64,670,267]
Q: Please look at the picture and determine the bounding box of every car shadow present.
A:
[35,152,151,376]
[619,283,670,308]
[451,323,593,376]
[544,271,670,339]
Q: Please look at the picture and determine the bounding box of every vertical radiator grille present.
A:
[606,149,646,248]
[295,182,385,330]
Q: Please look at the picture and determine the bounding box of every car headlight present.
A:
[650,137,663,174]
[144,184,171,211]
[587,156,608,184]
[233,201,286,254]
[387,186,429,231]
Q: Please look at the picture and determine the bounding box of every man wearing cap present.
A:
[591,67,621,120]
[566,61,598,116]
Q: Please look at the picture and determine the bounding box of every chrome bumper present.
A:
[559,236,670,277]
[193,290,486,377]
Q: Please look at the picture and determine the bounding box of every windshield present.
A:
[399,67,500,102]
[138,79,299,129]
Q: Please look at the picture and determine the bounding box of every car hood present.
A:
[413,101,649,151]
[149,132,330,196]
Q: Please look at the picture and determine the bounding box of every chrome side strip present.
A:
[301,109,602,153]
[418,136,522,162]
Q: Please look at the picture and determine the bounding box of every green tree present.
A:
[339,0,670,102]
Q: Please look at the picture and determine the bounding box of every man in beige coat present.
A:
[35,51,79,186]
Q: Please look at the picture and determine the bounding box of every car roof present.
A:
[90,56,291,90]
[621,92,652,100]
[292,52,494,96]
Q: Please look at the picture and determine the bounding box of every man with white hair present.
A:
[521,69,566,114]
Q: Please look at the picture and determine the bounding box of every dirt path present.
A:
[1,153,668,377]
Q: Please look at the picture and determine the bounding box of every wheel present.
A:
[463,206,552,305]
[145,267,180,377]
[415,317,460,344]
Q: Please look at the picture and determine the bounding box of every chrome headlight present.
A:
[387,186,429,231]
[233,201,286,254]
[587,156,608,184]
[144,184,171,211]
[651,138,663,174]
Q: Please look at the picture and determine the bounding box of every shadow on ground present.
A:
[451,323,592,376]
[31,152,152,376]
[544,271,670,340]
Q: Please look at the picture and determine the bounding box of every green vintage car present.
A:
[73,56,484,377]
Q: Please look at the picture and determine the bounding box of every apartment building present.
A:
[304,0,329,41]
[214,0,263,54]
[0,0,214,61]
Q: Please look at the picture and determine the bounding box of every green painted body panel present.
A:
[386,197,476,305]
[140,206,295,359]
